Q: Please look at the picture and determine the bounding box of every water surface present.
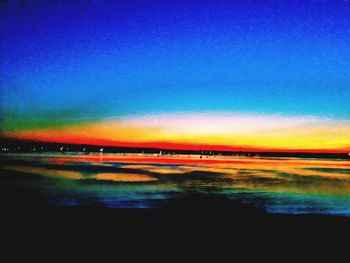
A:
[1,153,350,215]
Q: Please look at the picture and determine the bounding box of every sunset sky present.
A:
[1,0,350,152]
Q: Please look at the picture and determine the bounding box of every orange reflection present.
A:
[120,164,186,174]
[93,173,157,182]
[4,165,83,179]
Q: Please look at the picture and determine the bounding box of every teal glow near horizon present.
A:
[1,0,350,126]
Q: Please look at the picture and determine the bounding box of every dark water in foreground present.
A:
[1,153,350,216]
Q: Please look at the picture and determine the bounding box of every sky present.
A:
[1,0,350,152]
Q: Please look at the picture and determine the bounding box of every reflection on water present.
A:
[94,173,158,182]
[1,153,350,214]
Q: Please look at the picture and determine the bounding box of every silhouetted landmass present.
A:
[0,138,349,159]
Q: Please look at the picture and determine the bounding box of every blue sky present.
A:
[1,0,350,123]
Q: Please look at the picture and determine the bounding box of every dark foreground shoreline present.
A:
[3,204,350,231]
[2,207,350,250]
[2,195,350,250]
[1,183,350,229]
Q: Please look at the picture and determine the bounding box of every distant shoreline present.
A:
[1,152,350,163]
[0,138,349,159]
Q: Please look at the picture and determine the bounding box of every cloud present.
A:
[120,112,344,135]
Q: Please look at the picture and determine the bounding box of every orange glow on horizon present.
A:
[3,113,350,153]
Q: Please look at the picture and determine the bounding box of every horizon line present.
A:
[1,137,349,154]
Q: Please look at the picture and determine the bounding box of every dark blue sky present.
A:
[1,0,350,122]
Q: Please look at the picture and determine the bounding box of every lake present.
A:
[1,153,350,216]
